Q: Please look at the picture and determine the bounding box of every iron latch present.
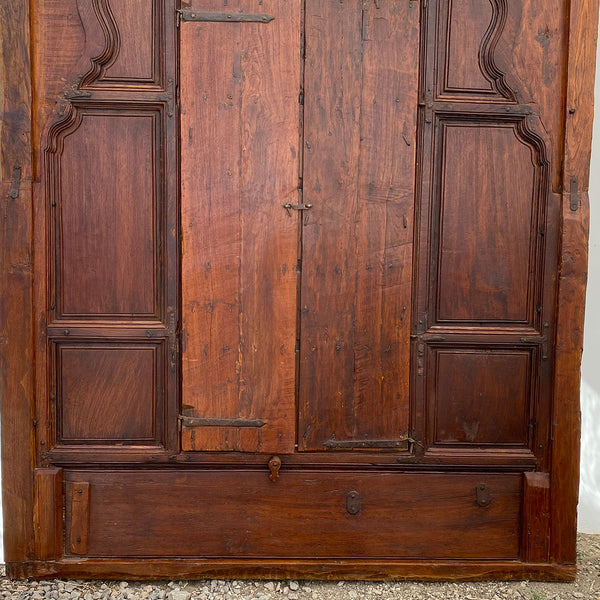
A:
[179,416,266,428]
[283,202,313,217]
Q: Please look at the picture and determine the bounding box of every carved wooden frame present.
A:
[0,0,598,580]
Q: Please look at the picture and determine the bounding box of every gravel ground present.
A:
[1,534,598,600]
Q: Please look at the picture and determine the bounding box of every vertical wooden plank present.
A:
[299,0,363,448]
[69,481,90,555]
[34,469,63,560]
[0,0,35,571]
[522,472,550,563]
[299,0,419,449]
[551,0,600,565]
[180,0,300,452]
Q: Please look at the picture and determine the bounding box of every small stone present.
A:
[572,593,584,598]
[264,583,275,592]
[288,594,299,600]
[289,582,299,592]
[283,587,290,595]
[169,591,191,600]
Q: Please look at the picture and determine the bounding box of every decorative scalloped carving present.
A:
[479,0,515,100]
[78,0,120,88]
[45,103,83,157]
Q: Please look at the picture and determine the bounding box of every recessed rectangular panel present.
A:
[58,110,160,318]
[430,349,532,447]
[64,470,521,559]
[101,0,159,84]
[436,122,540,323]
[57,344,163,445]
[442,0,494,93]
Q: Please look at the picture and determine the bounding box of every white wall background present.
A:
[1,24,600,568]
[578,22,600,535]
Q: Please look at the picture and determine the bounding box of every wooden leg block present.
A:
[522,472,550,563]
[34,468,63,560]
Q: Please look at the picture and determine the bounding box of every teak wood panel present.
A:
[434,122,545,325]
[56,344,163,446]
[180,0,300,453]
[298,0,419,450]
[63,470,521,560]
[428,349,534,447]
[52,109,160,319]
[1,0,598,582]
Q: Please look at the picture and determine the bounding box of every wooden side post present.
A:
[34,469,63,560]
[0,0,35,576]
[552,0,600,565]
[522,472,551,563]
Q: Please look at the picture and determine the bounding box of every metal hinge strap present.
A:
[177,9,274,23]
[179,416,267,428]
[167,308,178,373]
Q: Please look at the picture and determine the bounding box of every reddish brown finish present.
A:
[429,349,532,447]
[180,0,300,454]
[0,0,36,567]
[69,482,91,555]
[63,470,521,559]
[439,0,497,95]
[299,0,418,450]
[34,469,63,560]
[435,123,542,324]
[57,344,162,445]
[522,472,550,563]
[549,0,600,566]
[1,0,597,581]
[98,0,159,85]
[55,110,159,319]
[8,559,576,583]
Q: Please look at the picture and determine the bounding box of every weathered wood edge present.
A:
[551,0,600,564]
[0,0,35,565]
[5,559,577,583]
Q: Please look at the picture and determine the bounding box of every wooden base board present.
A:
[6,559,577,582]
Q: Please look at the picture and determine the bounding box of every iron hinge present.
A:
[177,9,274,23]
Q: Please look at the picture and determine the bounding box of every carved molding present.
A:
[431,113,550,328]
[479,0,515,100]
[79,0,120,88]
[440,0,515,100]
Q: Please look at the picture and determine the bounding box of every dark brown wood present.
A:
[69,481,90,555]
[549,0,600,566]
[522,472,550,563]
[56,344,163,445]
[63,470,520,559]
[180,0,300,454]
[1,0,597,581]
[0,0,35,566]
[299,0,418,450]
[34,469,63,561]
[7,558,576,583]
